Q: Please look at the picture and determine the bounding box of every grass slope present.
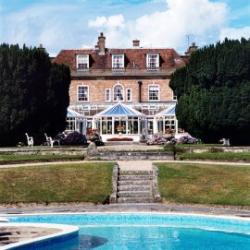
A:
[157,163,250,206]
[0,163,113,204]
[180,152,250,162]
[0,154,85,164]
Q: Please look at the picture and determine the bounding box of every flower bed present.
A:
[107,137,133,142]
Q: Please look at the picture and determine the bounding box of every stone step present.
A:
[118,184,151,192]
[118,190,152,198]
[119,170,153,175]
[117,197,155,203]
[119,175,153,181]
[118,180,152,186]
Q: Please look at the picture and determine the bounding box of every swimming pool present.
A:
[7,213,250,250]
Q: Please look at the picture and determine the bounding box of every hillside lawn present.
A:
[0,163,113,204]
[157,163,250,206]
[0,154,85,165]
[179,152,250,162]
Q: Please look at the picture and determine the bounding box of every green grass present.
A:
[0,163,113,204]
[0,154,85,164]
[179,152,250,162]
[157,163,250,206]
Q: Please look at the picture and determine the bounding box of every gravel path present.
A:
[0,203,249,216]
[0,159,250,169]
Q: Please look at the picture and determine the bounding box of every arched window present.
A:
[113,84,124,101]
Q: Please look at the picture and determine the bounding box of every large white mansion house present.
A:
[54,33,195,142]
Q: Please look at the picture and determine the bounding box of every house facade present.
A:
[54,33,189,142]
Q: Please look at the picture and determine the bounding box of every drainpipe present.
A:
[138,81,142,103]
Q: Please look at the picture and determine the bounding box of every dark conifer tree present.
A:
[0,44,70,145]
[170,38,250,145]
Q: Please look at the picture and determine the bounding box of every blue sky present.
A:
[0,0,249,55]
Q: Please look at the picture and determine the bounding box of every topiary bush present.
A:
[63,132,87,145]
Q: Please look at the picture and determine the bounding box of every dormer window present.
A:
[147,54,159,70]
[76,54,89,71]
[112,54,124,69]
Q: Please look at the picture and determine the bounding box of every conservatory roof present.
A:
[95,103,145,117]
[156,105,176,117]
[67,108,84,118]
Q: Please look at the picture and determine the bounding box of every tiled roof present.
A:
[53,48,186,72]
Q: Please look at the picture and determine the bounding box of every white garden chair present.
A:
[220,138,230,146]
[25,133,34,147]
[44,133,60,148]
[44,133,55,148]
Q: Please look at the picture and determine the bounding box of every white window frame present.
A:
[105,88,111,102]
[77,85,89,102]
[112,54,125,69]
[126,88,132,102]
[113,83,124,102]
[146,54,160,69]
[148,84,160,101]
[76,54,89,71]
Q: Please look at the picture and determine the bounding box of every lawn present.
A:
[0,154,85,164]
[0,163,113,204]
[157,163,250,206]
[179,152,250,162]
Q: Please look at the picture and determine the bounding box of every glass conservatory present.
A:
[66,108,87,134]
[155,105,178,135]
[94,103,147,142]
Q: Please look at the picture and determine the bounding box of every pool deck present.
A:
[0,225,61,247]
[0,223,79,250]
[0,203,249,217]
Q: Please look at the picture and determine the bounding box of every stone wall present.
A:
[87,150,174,160]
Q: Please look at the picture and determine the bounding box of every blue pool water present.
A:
[8,213,250,250]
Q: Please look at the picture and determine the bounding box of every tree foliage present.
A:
[0,44,70,146]
[170,38,250,144]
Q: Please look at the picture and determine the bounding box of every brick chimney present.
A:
[97,32,106,55]
[132,39,140,48]
[38,43,45,52]
[185,42,198,56]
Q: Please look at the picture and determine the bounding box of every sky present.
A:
[0,0,249,55]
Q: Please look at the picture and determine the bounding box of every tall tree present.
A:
[170,38,250,145]
[0,44,70,146]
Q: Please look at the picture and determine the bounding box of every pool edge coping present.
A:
[2,211,250,222]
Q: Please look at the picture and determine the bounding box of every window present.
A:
[112,54,124,69]
[126,88,132,102]
[66,118,75,131]
[148,85,160,101]
[114,85,124,101]
[147,54,159,69]
[105,88,111,102]
[76,55,89,70]
[102,118,112,134]
[78,86,89,102]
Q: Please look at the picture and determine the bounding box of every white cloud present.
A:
[220,26,250,40]
[88,0,228,51]
[88,15,125,29]
[1,4,79,53]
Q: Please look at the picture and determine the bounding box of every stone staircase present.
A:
[110,162,161,204]
[117,170,154,203]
